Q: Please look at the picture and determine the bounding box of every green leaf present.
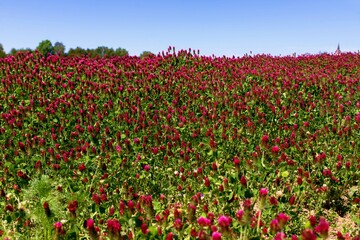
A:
[135,213,143,227]
[6,215,12,223]
[224,163,233,170]
[148,226,158,236]
[153,201,161,212]
[304,220,312,229]
[281,171,289,178]
[244,189,253,198]
[99,206,106,214]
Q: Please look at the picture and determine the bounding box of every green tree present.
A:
[9,48,32,55]
[10,48,17,55]
[114,47,128,57]
[94,46,115,57]
[53,42,65,55]
[0,44,6,58]
[140,51,154,58]
[68,46,128,58]
[68,47,87,57]
[36,40,54,56]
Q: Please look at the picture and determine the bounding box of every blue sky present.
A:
[1,0,359,56]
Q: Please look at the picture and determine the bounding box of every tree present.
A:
[68,47,87,57]
[36,40,53,56]
[10,48,17,56]
[9,48,32,55]
[0,44,6,58]
[53,42,65,55]
[140,51,154,58]
[94,46,117,57]
[68,46,128,58]
[114,47,128,57]
[95,46,108,57]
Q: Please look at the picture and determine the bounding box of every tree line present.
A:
[0,40,154,58]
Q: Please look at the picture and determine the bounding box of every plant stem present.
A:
[88,157,100,193]
[257,210,262,233]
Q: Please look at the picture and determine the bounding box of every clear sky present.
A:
[1,0,359,56]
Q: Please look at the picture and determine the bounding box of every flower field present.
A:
[0,48,359,239]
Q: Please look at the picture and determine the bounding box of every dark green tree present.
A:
[140,51,154,58]
[68,46,128,58]
[84,48,95,57]
[94,46,114,57]
[114,47,128,57]
[36,40,54,56]
[0,44,6,58]
[10,48,17,55]
[9,48,32,55]
[68,47,87,57]
[53,42,65,55]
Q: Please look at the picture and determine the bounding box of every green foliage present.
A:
[67,46,87,56]
[114,47,129,56]
[9,48,33,55]
[53,42,66,55]
[2,41,128,57]
[68,46,129,57]
[9,48,18,55]
[22,175,67,238]
[140,50,154,58]
[0,43,6,58]
[96,46,111,57]
[36,40,54,56]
